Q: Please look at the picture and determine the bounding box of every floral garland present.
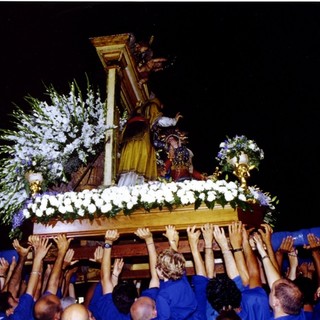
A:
[0,78,114,238]
[23,179,277,227]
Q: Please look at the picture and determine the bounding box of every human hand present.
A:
[63,248,78,270]
[33,237,51,261]
[113,258,124,277]
[104,229,120,242]
[90,246,104,264]
[187,225,201,248]
[213,225,229,252]
[0,258,9,276]
[53,234,73,254]
[278,236,294,254]
[12,238,31,257]
[163,225,179,243]
[304,233,320,251]
[134,228,153,241]
[229,221,243,250]
[259,223,273,244]
[201,223,213,248]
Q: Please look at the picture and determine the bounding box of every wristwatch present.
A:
[104,243,112,249]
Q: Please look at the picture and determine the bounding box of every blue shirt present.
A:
[4,293,35,320]
[141,274,197,320]
[190,275,209,320]
[95,293,130,320]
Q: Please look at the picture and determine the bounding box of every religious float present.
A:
[0,33,278,278]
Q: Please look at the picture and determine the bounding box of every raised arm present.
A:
[201,223,215,278]
[111,258,124,287]
[274,235,294,273]
[7,239,31,298]
[187,225,206,276]
[134,227,159,288]
[229,221,249,286]
[213,225,239,280]
[259,223,280,273]
[242,226,263,288]
[26,236,51,297]
[101,229,120,294]
[306,233,320,287]
[46,234,72,295]
[253,233,281,289]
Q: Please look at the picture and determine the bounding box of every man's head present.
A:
[270,278,303,315]
[34,294,62,320]
[130,296,157,320]
[61,303,90,320]
[112,280,138,314]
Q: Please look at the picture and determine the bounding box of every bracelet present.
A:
[104,243,112,249]
[30,271,41,276]
[169,240,176,243]
[261,255,269,261]
[112,273,118,278]
[288,252,297,257]
[0,275,6,278]
[233,248,243,253]
[147,242,154,246]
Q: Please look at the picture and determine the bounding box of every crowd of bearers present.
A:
[1,222,320,320]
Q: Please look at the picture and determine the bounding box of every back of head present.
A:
[293,275,317,305]
[206,274,242,313]
[61,296,77,310]
[216,309,241,320]
[61,303,89,320]
[34,294,62,320]
[112,280,138,314]
[130,296,157,320]
[156,248,186,280]
[274,278,303,315]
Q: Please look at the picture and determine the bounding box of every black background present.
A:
[1,2,320,248]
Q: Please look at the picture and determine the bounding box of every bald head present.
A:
[130,296,157,320]
[34,294,62,320]
[61,303,89,320]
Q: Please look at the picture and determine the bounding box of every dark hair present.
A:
[206,274,242,312]
[216,308,241,320]
[112,280,138,314]
[0,291,13,313]
[293,275,317,305]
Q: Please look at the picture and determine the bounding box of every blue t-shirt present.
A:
[5,293,35,320]
[239,285,271,320]
[94,293,130,320]
[190,275,209,320]
[270,314,306,320]
[141,274,197,320]
[88,282,103,320]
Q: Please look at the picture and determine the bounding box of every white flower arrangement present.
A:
[0,79,115,237]
[216,135,264,173]
[21,179,276,227]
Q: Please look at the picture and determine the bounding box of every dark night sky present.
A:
[0,2,320,244]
